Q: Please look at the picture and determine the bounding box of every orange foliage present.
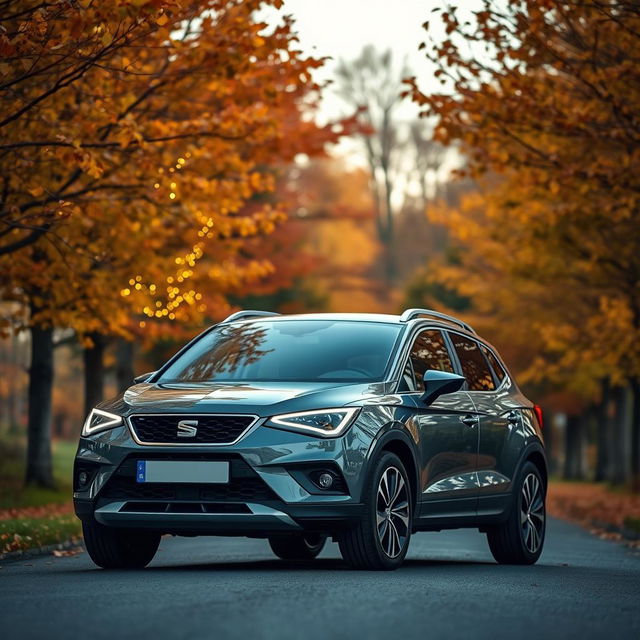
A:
[282,159,387,313]
[407,2,640,397]
[0,1,352,339]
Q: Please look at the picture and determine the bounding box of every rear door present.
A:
[448,333,516,504]
[400,328,480,517]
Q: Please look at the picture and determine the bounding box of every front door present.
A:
[417,390,480,513]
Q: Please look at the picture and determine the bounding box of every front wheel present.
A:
[82,520,160,569]
[338,451,413,570]
[486,461,546,565]
[268,533,326,560]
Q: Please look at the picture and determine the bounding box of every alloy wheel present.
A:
[376,466,410,558]
[520,473,545,554]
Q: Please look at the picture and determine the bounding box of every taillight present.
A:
[533,404,544,430]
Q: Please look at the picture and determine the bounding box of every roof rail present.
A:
[221,310,280,323]
[399,308,475,334]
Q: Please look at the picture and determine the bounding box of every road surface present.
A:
[1,517,638,640]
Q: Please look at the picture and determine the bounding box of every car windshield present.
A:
[156,320,402,383]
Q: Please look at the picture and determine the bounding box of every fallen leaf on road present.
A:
[548,481,640,546]
[52,547,83,557]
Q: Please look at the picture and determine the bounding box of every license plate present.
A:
[136,461,229,484]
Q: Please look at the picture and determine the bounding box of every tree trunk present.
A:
[630,377,640,492]
[563,414,585,480]
[595,377,611,482]
[380,158,395,284]
[609,385,630,485]
[25,324,55,488]
[83,332,106,417]
[115,338,135,393]
[4,332,21,434]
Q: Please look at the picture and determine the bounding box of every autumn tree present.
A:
[0,0,348,486]
[335,46,410,282]
[407,120,447,211]
[407,1,640,486]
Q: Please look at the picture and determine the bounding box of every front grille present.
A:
[129,414,256,445]
[100,455,278,503]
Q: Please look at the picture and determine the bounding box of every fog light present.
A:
[78,471,89,487]
[317,472,334,489]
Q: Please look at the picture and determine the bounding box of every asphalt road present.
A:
[1,517,638,640]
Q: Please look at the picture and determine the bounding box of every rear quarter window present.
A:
[482,345,506,385]
[450,333,495,391]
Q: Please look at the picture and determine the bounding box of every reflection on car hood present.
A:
[99,380,387,417]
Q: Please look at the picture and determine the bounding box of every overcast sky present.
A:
[282,0,434,61]
[259,0,481,180]
[277,0,441,122]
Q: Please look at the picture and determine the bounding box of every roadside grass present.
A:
[0,436,80,554]
[0,514,81,554]
[623,516,640,535]
[0,436,76,511]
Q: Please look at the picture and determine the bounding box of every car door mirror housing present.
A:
[420,370,466,405]
[133,371,156,384]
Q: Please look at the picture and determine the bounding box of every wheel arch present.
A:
[526,449,548,492]
[369,427,420,516]
[517,441,548,493]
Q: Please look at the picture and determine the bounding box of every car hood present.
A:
[100,380,388,418]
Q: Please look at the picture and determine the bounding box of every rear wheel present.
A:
[486,461,546,565]
[338,451,412,570]
[82,520,160,569]
[268,533,326,560]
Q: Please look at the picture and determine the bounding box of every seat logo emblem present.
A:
[177,419,198,437]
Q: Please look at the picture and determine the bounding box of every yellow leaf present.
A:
[29,186,44,197]
[157,14,168,26]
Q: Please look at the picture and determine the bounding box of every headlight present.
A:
[266,408,359,437]
[82,408,123,436]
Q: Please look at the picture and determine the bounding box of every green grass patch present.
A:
[0,437,76,510]
[623,516,640,535]
[0,514,81,554]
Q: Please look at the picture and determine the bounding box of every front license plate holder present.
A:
[136,460,229,484]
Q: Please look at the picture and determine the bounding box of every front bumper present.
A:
[73,415,373,535]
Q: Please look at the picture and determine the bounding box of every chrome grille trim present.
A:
[127,413,260,447]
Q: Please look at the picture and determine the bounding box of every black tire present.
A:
[268,533,327,560]
[82,520,160,569]
[486,461,546,565]
[338,451,412,570]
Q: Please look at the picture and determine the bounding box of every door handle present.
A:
[460,414,478,427]
[507,410,520,424]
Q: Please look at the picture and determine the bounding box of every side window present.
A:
[482,345,506,385]
[407,329,455,391]
[450,334,495,391]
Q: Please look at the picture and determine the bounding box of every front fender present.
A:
[357,415,420,509]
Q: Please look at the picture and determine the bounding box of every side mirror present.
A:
[133,371,156,384]
[420,370,465,405]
